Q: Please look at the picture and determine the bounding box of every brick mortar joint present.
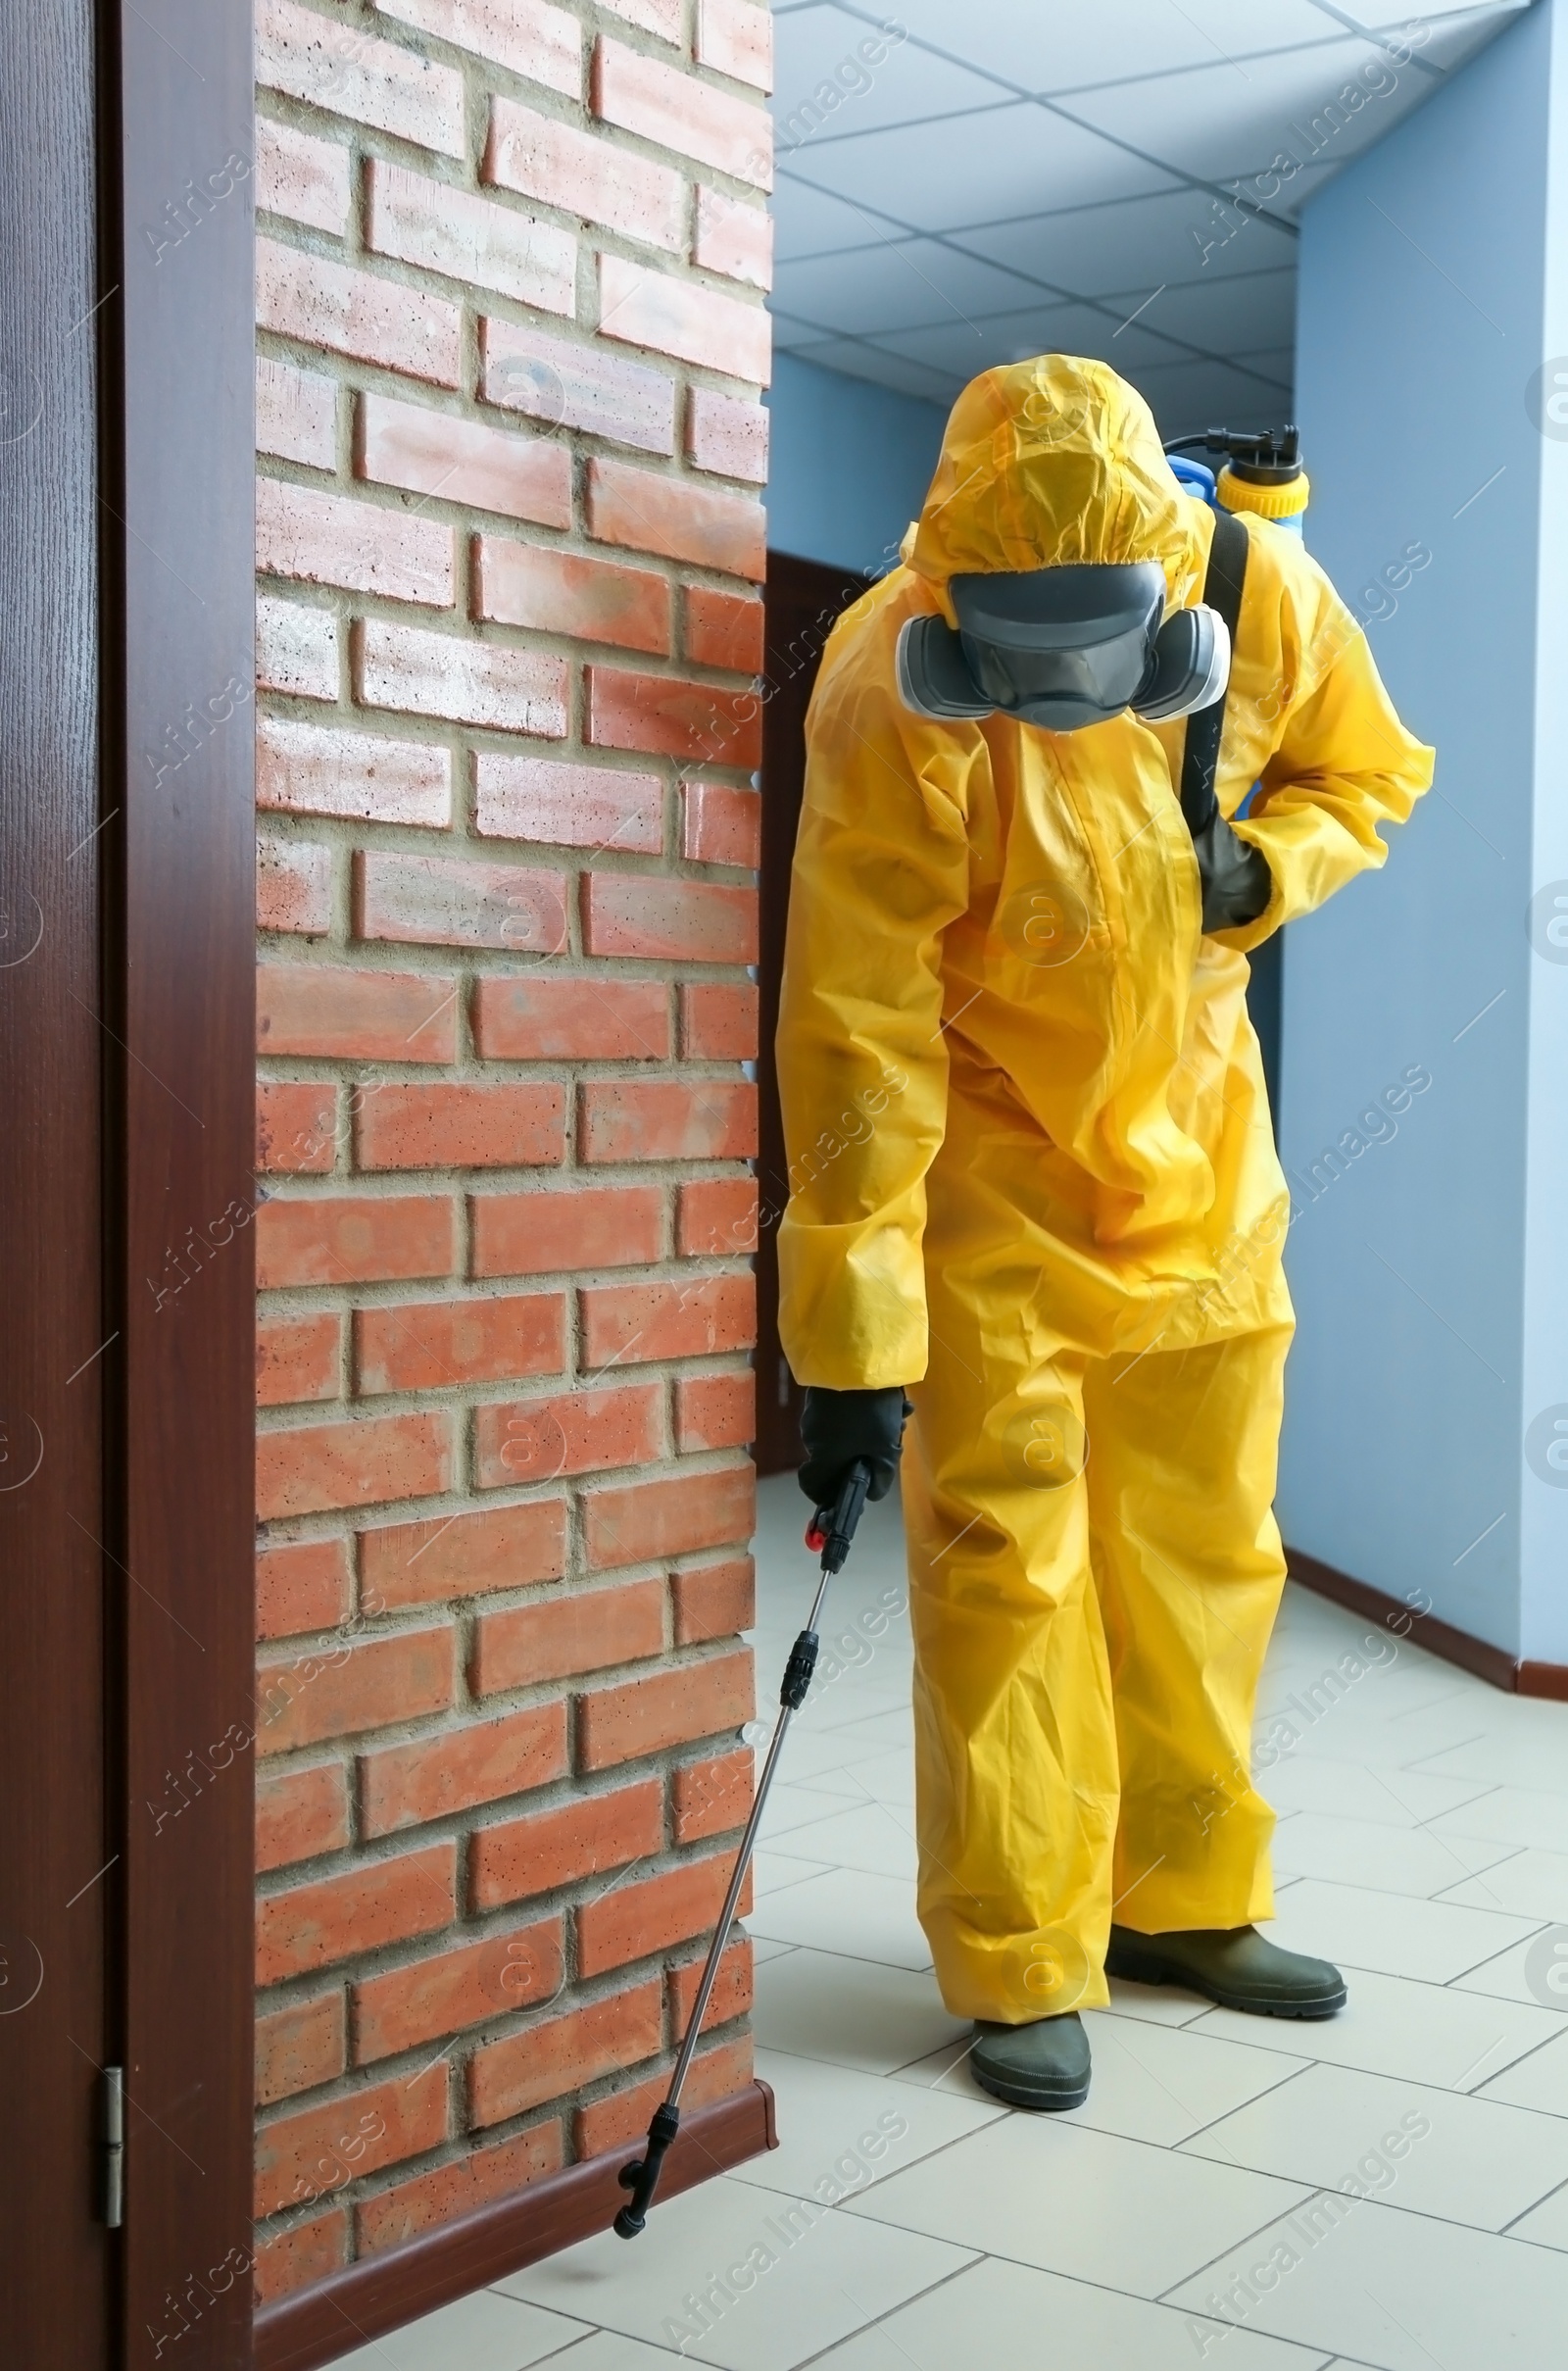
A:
[251,0,770,2281]
[256,28,774,262]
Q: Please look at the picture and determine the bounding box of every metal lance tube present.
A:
[612,1459,873,2239]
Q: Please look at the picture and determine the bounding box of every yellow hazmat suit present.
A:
[775,358,1433,2023]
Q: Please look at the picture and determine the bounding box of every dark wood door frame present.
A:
[1,2,114,2360]
[116,3,258,2362]
[1,4,257,2363]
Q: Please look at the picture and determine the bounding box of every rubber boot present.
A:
[1106,1924,1346,2017]
[970,2012,1091,2110]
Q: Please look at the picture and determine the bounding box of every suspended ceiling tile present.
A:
[1360,0,1532,25]
[863,314,1052,385]
[765,0,1529,411]
[956,186,1299,299]
[1256,153,1362,221]
[870,301,1178,386]
[1146,266,1298,356]
[1396,4,1535,77]
[772,239,1056,340]
[870,0,1336,92]
[774,3,1013,146]
[781,333,959,405]
[774,173,904,263]
[783,102,1182,233]
[1119,354,1295,443]
[1059,34,1434,188]
[769,305,841,352]
[1133,338,1297,388]
[1131,342,1298,408]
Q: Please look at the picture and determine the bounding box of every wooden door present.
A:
[0,2,113,2354]
[0,5,258,2362]
[754,554,873,1477]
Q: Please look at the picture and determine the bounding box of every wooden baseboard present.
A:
[1285,1547,1568,1698]
[1517,1658,1568,1703]
[255,2080,777,2371]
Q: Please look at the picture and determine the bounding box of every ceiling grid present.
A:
[769,0,1530,434]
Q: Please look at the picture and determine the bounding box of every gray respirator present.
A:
[895,562,1230,735]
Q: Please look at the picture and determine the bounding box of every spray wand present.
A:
[612,1457,874,2238]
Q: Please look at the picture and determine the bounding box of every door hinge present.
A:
[102,2065,124,2228]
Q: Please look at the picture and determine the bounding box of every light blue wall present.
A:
[764,352,947,574]
[1283,0,1564,1658]
[1519,2,1568,1667]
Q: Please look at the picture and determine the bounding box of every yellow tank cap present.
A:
[1215,466,1310,520]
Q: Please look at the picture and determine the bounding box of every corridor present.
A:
[338,1479,1568,2371]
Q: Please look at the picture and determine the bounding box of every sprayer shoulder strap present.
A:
[1180,507,1250,834]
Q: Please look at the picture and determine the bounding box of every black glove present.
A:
[1190,806,1274,935]
[799,1386,912,1507]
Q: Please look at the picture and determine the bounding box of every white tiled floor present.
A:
[334,1479,1568,2371]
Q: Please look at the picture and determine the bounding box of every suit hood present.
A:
[906,354,1207,625]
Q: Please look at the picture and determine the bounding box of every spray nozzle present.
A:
[1166,424,1302,485]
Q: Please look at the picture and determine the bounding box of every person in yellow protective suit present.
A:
[776,356,1433,2111]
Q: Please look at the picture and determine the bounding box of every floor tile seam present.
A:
[1166,2177,1568,2278]
[1374,1776,1507,1821]
[1466,2025,1568,2098]
[1404,1751,1568,1797]
[884,2036,970,2078]
[761,1855,917,1884]
[1268,1861,1527,1905]
[750,2037,978,2088]
[1183,1944,1514,1994]
[730,2067,1001,2162]
[1424,1843,1533,1907]
[1266,1794,1499,1841]
[744,1931,935,1976]
[1440,1913,1555,1983]
[768,1878,1544,1993]
[758,1949,970,2082]
[781,2250,983,2371]
[797,2098,1017,2197]
[1381,1728,1493,1768]
[1497,2163,1568,2238]
[1150,2182,1414,2305]
[1178,2114,1568,2215]
[793,1712,915,1741]
[1428,1808,1568,1852]
[760,1808,914,1846]
[509,2326,623,2368]
[755,1854,840,1888]
[1380,1682,1487,1727]
[842,2097,1329,2204]
[1164,2052,1319,2150]
[1265,1787,1519,1847]
[1271,1867,1544,1929]
[1224,1946,1542,2009]
[793,2234,1350,2366]
[707,2191,988,2366]
[1178,2001,1568,2099]
[774,1731,913,1757]
[1080,2002,1315,2142]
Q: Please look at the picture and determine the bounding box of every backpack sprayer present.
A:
[612,1457,875,2239]
[1163,423,1307,1100]
[1163,424,1309,535]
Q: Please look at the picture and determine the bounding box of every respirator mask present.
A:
[895,562,1230,735]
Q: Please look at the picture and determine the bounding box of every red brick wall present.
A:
[252,0,770,2301]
